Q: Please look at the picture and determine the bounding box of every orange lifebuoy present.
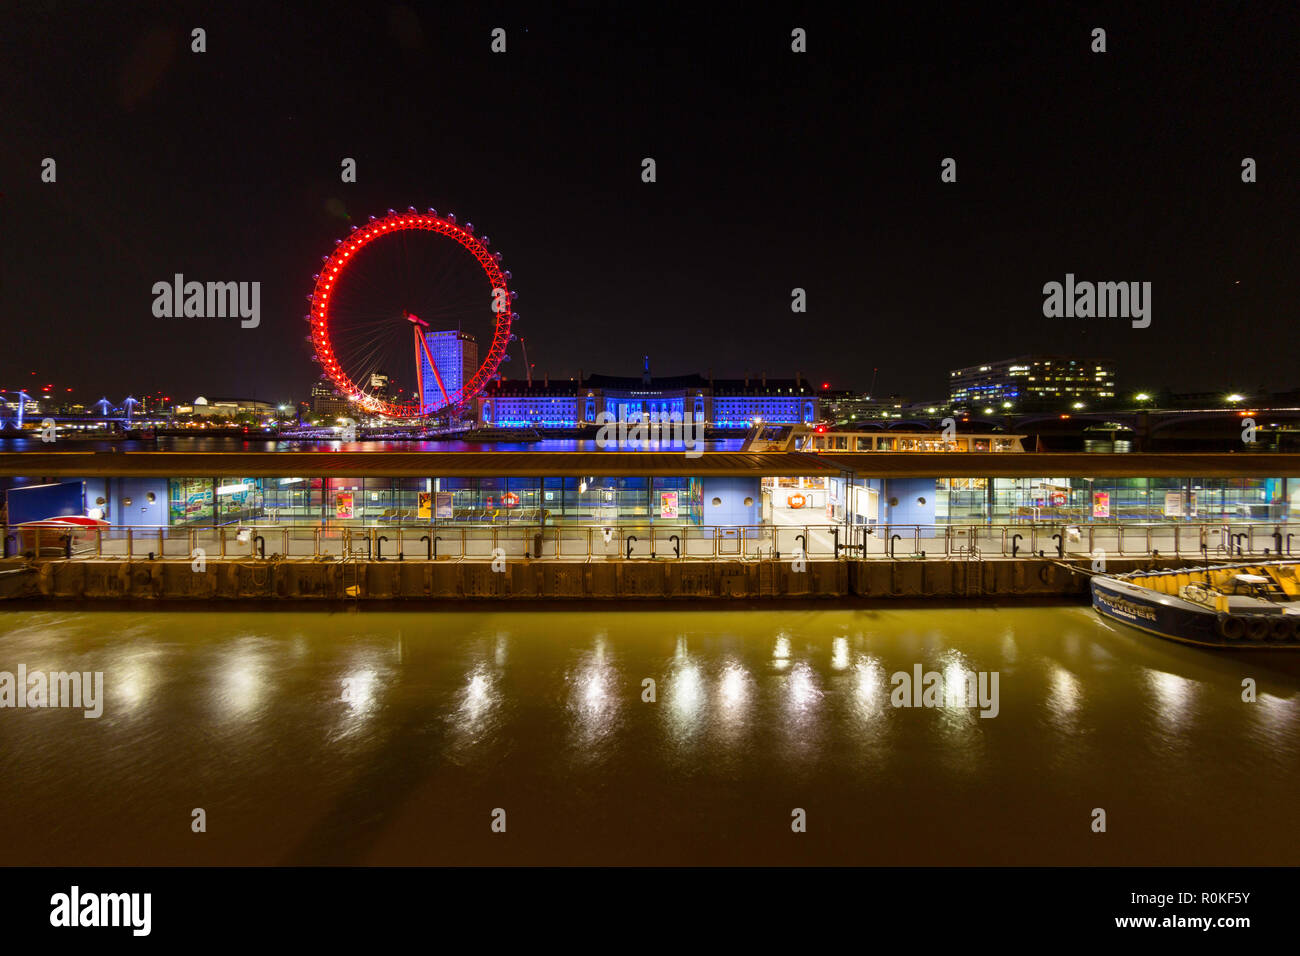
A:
[501,492,520,507]
[788,494,806,509]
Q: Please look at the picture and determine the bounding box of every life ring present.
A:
[1216,614,1245,641]
[787,494,806,509]
[501,492,520,507]
[1245,617,1271,641]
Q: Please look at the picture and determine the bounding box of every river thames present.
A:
[0,604,1296,865]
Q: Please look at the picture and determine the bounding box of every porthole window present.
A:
[888,497,899,507]
[917,497,926,506]
[146,492,156,503]
[95,497,106,506]
[743,497,754,507]
[711,497,722,506]
[122,497,133,507]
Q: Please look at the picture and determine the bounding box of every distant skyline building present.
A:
[419,330,477,409]
[827,393,952,423]
[174,396,277,418]
[310,381,352,420]
[367,371,393,402]
[949,356,1116,410]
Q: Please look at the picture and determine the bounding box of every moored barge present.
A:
[1091,561,1300,648]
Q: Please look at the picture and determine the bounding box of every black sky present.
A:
[2,1,1297,406]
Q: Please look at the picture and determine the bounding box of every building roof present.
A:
[481,374,832,396]
[0,450,844,478]
[1,450,1296,479]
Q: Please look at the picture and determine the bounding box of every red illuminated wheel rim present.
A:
[308,209,515,417]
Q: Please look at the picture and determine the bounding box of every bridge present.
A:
[842,406,1300,447]
[0,393,152,431]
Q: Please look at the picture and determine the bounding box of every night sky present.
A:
[2,2,1297,407]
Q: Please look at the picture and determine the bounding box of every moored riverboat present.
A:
[1091,561,1300,648]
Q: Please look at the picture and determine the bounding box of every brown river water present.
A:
[0,603,1297,865]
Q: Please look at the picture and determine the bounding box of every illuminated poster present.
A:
[435,492,454,519]
[169,477,213,524]
[1092,492,1110,518]
[660,491,678,519]
[417,492,432,519]
[335,492,354,519]
[1163,492,1182,517]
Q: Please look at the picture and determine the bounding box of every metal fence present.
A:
[9,521,1300,562]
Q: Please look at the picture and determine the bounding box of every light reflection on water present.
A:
[0,605,1296,865]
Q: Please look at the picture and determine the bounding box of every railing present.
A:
[8,521,1300,562]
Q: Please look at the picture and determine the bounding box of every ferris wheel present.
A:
[307,207,519,417]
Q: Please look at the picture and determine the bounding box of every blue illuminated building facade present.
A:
[478,366,828,428]
[420,330,477,406]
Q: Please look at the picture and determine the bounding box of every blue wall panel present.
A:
[700,476,761,525]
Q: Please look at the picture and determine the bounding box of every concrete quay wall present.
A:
[0,556,1187,602]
